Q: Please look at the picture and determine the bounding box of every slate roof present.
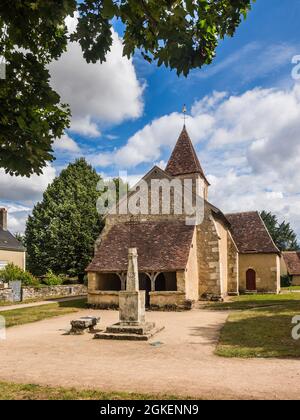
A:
[282,252,300,275]
[226,211,279,254]
[87,221,195,273]
[0,228,25,252]
[165,126,210,184]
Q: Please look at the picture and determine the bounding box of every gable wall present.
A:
[239,253,280,294]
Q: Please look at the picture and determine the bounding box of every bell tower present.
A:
[165,126,210,200]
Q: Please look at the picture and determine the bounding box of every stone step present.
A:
[94,326,165,342]
[106,322,155,336]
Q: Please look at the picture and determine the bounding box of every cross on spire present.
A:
[182,104,187,126]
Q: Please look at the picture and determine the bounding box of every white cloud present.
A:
[0,166,57,233]
[0,166,56,204]
[89,112,214,168]
[54,134,81,153]
[49,17,144,137]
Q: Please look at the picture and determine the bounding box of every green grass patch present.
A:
[0,295,86,307]
[281,286,300,291]
[214,294,300,358]
[0,382,189,400]
[1,299,87,328]
[206,293,300,311]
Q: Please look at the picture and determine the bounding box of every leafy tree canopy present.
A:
[261,211,299,252]
[0,0,254,176]
[24,158,103,279]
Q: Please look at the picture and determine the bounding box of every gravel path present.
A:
[0,308,299,400]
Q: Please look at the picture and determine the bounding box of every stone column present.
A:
[126,248,139,292]
[119,248,145,325]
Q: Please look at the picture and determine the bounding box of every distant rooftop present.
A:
[282,252,300,276]
[0,228,25,252]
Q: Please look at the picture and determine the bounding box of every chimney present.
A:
[0,208,7,231]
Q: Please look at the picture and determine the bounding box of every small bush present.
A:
[281,275,292,288]
[0,263,38,286]
[43,270,63,286]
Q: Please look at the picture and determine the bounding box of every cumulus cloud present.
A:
[49,16,144,137]
[89,112,214,168]
[54,134,81,153]
[0,166,56,204]
[0,166,57,233]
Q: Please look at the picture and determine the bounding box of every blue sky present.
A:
[2,0,300,237]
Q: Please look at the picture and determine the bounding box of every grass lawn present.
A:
[0,295,85,307]
[0,382,187,400]
[1,299,87,328]
[281,286,300,291]
[213,293,300,358]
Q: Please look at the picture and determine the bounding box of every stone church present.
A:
[87,127,280,309]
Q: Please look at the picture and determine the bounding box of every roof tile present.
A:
[165,127,209,184]
[87,221,195,272]
[283,252,300,275]
[226,211,279,254]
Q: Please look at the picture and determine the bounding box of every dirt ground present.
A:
[0,308,299,400]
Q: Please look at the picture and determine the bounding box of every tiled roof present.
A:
[87,221,195,272]
[165,127,210,184]
[282,252,300,275]
[226,211,279,254]
[0,228,25,252]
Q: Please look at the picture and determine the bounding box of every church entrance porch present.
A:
[87,271,190,310]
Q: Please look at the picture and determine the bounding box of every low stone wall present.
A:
[0,288,13,302]
[87,291,119,309]
[150,291,192,310]
[22,284,87,301]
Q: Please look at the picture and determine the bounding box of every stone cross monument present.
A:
[119,248,145,325]
[94,248,164,341]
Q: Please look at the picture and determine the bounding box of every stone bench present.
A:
[69,316,100,335]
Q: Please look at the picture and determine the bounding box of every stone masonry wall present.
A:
[197,205,222,298]
[227,233,239,295]
[22,284,87,301]
[0,288,13,302]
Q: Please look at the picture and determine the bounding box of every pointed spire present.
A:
[165,126,210,185]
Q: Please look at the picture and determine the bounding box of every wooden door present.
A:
[246,269,256,291]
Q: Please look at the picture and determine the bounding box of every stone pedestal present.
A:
[119,290,145,325]
[95,248,164,341]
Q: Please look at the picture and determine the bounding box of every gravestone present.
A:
[95,248,164,341]
[9,281,22,302]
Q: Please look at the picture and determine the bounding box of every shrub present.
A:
[43,270,63,286]
[0,263,38,286]
[281,275,292,288]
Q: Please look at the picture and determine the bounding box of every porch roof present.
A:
[87,221,195,273]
